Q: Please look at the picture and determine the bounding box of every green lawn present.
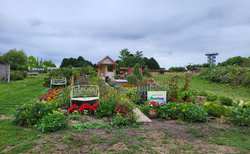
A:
[0,77,49,116]
[0,76,49,153]
[153,73,250,101]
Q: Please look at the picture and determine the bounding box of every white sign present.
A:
[147,91,166,103]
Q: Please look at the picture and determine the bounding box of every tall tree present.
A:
[118,48,144,67]
[43,60,56,71]
[1,49,28,70]
[148,57,160,69]
[27,56,37,70]
[60,56,94,68]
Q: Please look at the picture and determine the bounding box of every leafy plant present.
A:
[133,63,142,80]
[125,88,141,104]
[36,110,68,132]
[13,101,57,127]
[206,94,218,101]
[10,70,24,80]
[126,74,138,85]
[158,102,208,122]
[219,95,233,106]
[95,101,117,118]
[111,113,137,126]
[202,102,227,117]
[223,106,250,126]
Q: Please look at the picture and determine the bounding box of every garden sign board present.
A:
[147,91,166,103]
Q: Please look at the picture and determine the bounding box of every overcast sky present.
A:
[0,0,249,69]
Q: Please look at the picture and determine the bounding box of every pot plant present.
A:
[149,101,161,117]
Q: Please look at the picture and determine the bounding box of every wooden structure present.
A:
[50,77,67,88]
[70,85,99,106]
[96,56,118,79]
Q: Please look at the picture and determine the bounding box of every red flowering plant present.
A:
[68,103,100,115]
[114,102,128,117]
[68,104,79,114]
[79,103,100,115]
[172,98,183,103]
[150,101,162,111]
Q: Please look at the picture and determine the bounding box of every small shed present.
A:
[97,56,118,79]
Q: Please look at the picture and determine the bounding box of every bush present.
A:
[114,84,128,92]
[126,74,138,85]
[17,65,28,71]
[133,63,142,79]
[35,110,68,132]
[199,65,250,86]
[76,75,89,85]
[78,66,97,77]
[49,68,73,83]
[202,102,227,117]
[95,101,117,119]
[13,101,57,127]
[125,88,141,104]
[219,95,233,106]
[10,70,24,80]
[223,106,250,126]
[100,82,110,89]
[111,113,137,126]
[108,81,118,87]
[169,66,186,72]
[158,102,208,122]
[136,102,151,117]
[206,94,218,102]
[43,77,51,87]
[142,68,152,77]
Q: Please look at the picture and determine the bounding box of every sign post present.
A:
[147,91,166,103]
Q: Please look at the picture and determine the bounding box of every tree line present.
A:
[0,49,56,71]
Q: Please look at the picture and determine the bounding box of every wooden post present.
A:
[71,75,74,86]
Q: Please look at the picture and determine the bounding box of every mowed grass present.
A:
[0,76,49,116]
[153,73,250,101]
[0,75,49,153]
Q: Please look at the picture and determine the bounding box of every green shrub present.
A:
[108,82,118,87]
[10,70,24,80]
[111,113,137,126]
[43,77,51,87]
[35,110,68,132]
[95,101,117,119]
[199,65,250,86]
[13,101,57,127]
[100,82,110,89]
[17,65,28,71]
[158,102,208,122]
[49,67,73,83]
[136,103,150,117]
[125,88,141,104]
[78,66,97,77]
[133,63,142,79]
[114,84,128,92]
[198,91,208,97]
[100,87,125,104]
[142,68,152,77]
[202,102,227,117]
[219,95,233,106]
[206,94,218,101]
[223,106,250,126]
[126,74,138,85]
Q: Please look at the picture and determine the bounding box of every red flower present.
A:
[178,100,182,103]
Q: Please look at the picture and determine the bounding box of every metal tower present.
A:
[205,53,218,65]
